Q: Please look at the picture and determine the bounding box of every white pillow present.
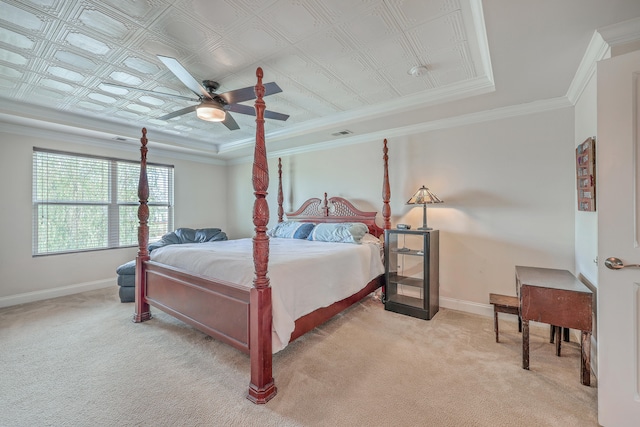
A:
[307,222,368,243]
[267,221,315,239]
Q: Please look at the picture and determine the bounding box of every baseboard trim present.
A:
[0,278,114,308]
[441,296,494,317]
[440,297,566,332]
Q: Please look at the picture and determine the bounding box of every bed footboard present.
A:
[144,261,251,353]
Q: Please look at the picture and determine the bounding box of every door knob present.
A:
[605,257,640,270]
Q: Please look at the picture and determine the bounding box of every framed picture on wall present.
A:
[576,137,596,212]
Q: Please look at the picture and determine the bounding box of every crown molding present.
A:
[3,92,572,168]
[566,17,640,105]
[565,31,610,105]
[598,16,640,46]
[467,0,494,85]
[218,75,496,154]
[0,97,221,156]
[228,96,572,165]
[0,121,226,165]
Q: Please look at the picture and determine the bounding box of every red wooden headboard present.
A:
[275,139,391,239]
[286,193,385,238]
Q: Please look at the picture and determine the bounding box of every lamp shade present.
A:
[406,186,443,205]
[406,185,443,230]
[196,103,226,122]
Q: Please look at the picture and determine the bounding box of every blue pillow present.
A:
[267,221,315,239]
[307,222,368,244]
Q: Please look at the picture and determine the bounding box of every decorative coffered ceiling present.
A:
[1,0,640,161]
[0,0,492,159]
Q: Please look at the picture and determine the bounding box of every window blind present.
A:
[32,148,173,256]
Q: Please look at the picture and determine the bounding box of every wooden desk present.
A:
[515,266,593,386]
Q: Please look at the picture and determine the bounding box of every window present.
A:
[32,148,174,256]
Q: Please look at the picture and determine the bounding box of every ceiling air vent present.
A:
[331,130,353,137]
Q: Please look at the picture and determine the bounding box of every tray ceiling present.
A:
[1,0,640,161]
[0,0,492,159]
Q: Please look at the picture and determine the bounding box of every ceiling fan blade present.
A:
[226,103,255,115]
[157,55,212,100]
[158,105,197,120]
[227,103,289,121]
[100,82,199,102]
[263,110,290,121]
[218,82,282,105]
[221,112,240,130]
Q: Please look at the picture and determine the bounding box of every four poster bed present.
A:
[133,68,392,404]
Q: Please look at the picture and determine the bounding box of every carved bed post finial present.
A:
[134,127,151,322]
[322,192,329,217]
[277,158,284,223]
[382,139,391,230]
[248,67,277,404]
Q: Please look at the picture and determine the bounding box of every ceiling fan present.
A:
[104,55,289,130]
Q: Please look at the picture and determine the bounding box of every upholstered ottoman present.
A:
[116,227,227,302]
[116,260,136,303]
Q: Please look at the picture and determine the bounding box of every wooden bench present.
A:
[490,295,571,353]
[489,293,521,343]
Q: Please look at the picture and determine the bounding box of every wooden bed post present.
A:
[277,158,284,223]
[382,139,391,230]
[133,128,152,322]
[322,192,329,217]
[247,67,277,404]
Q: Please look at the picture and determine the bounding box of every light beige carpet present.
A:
[0,287,597,426]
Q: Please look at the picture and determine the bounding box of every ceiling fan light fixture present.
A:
[196,104,226,122]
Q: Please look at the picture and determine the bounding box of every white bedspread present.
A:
[150,238,384,352]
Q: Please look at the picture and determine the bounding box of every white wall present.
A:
[228,107,577,313]
[0,129,227,306]
[574,73,599,287]
[0,106,578,314]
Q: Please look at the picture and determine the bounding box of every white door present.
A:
[597,49,640,426]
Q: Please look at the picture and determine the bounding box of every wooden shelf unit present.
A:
[384,229,439,320]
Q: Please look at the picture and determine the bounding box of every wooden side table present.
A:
[515,266,593,386]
